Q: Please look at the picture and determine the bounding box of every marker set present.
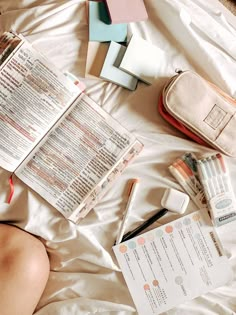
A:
[196,154,229,199]
[196,153,236,226]
[169,152,236,227]
[169,153,206,208]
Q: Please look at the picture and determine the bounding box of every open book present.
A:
[0,32,143,223]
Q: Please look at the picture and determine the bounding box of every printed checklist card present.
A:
[113,209,233,315]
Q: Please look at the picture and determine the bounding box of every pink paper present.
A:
[105,0,148,24]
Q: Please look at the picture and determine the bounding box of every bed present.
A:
[0,0,236,314]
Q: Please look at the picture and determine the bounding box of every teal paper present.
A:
[100,41,138,90]
[89,1,127,42]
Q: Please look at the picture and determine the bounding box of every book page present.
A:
[113,209,233,315]
[69,139,143,224]
[0,33,80,172]
[16,94,143,220]
[0,32,22,65]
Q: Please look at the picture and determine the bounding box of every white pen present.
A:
[115,178,140,245]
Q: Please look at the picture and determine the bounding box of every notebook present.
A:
[105,0,148,24]
[89,1,127,42]
[119,34,164,84]
[100,41,138,90]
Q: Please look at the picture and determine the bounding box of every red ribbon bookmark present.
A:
[7,174,14,204]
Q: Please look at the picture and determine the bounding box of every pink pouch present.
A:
[158,70,236,157]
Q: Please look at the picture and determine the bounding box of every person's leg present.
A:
[0,223,50,315]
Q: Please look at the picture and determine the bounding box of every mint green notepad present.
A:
[89,1,127,42]
[100,41,138,90]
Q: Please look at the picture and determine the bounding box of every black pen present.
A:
[120,208,168,243]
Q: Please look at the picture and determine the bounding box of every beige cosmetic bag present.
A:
[158,70,236,157]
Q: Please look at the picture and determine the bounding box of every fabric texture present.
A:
[0,0,236,314]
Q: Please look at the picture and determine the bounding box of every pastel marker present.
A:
[216,153,226,173]
[209,156,223,194]
[216,154,230,192]
[196,161,211,200]
[203,157,220,196]
[176,159,194,176]
[202,159,216,197]
[177,159,202,191]
[214,154,223,174]
[214,154,228,192]
[173,162,198,194]
[184,153,198,173]
[212,155,225,193]
[169,165,196,197]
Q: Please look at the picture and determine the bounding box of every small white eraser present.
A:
[161,188,189,214]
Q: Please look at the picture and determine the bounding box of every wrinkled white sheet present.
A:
[0,0,236,314]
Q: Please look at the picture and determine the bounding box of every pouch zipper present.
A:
[163,69,184,93]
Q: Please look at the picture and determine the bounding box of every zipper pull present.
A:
[175,68,183,74]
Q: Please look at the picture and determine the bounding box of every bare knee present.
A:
[0,224,50,315]
[0,223,50,275]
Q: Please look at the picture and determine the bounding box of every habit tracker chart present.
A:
[113,209,233,315]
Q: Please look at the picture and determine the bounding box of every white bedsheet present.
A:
[0,0,236,314]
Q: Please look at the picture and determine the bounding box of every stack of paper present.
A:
[105,0,148,24]
[119,34,164,84]
[89,1,127,42]
[87,1,163,89]
[100,41,138,90]
[85,42,110,79]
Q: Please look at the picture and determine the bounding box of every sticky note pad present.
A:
[85,42,110,79]
[100,41,138,90]
[119,34,164,84]
[89,1,127,42]
[105,0,148,24]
